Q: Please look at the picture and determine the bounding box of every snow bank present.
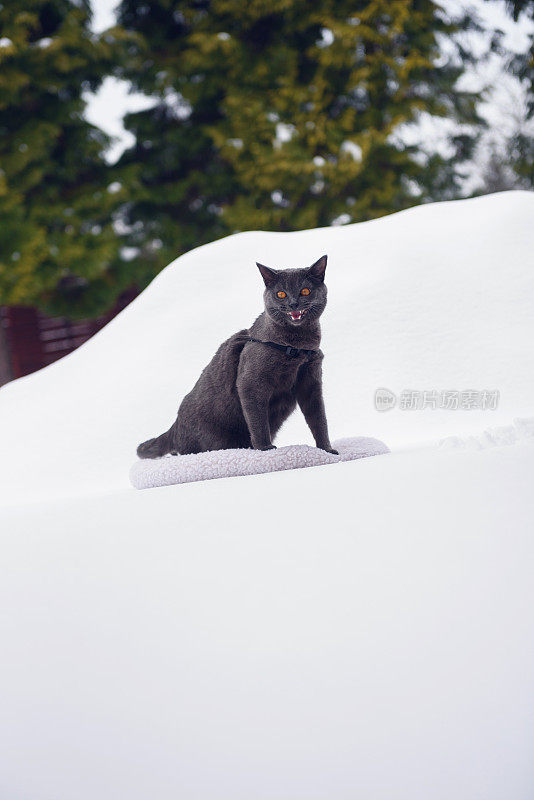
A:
[0,191,533,505]
[1,441,534,800]
[440,416,534,450]
[1,192,534,799]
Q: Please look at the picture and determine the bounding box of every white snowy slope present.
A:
[0,191,534,800]
[0,190,533,504]
[1,444,534,800]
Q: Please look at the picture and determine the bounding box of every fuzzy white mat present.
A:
[130,436,390,490]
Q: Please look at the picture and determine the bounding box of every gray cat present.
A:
[137,255,337,458]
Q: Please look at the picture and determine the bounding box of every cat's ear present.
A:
[256,262,278,287]
[307,255,327,283]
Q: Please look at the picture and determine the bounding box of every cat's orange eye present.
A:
[300,288,310,296]
[276,291,287,299]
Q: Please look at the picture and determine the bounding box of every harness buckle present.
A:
[286,346,300,358]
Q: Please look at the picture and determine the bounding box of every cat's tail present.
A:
[137,429,173,459]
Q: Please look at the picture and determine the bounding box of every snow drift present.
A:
[1,192,534,800]
[0,190,533,505]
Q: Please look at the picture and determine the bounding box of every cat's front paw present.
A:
[321,446,339,455]
[257,444,276,451]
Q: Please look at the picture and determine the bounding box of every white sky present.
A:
[91,0,118,30]
[86,0,534,180]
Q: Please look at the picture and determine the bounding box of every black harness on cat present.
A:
[248,337,318,360]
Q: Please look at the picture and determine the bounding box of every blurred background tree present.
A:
[469,0,534,196]
[0,0,131,317]
[502,0,534,188]
[115,0,482,289]
[0,0,531,324]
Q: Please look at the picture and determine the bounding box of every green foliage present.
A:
[0,0,131,317]
[0,1,489,318]
[115,0,481,280]
[509,1,534,187]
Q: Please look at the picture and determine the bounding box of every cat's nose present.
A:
[289,300,299,309]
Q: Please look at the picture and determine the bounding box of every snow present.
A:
[2,442,534,799]
[1,190,533,506]
[439,417,534,450]
[1,190,534,799]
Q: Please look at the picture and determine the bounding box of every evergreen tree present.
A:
[502,0,534,187]
[116,0,481,281]
[505,0,534,21]
[0,0,130,317]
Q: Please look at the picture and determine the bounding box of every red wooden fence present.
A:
[0,288,138,386]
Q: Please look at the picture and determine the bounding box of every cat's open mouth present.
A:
[288,310,307,322]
